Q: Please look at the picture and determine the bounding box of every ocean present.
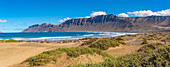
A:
[0,32,136,42]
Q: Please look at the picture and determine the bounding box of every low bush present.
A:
[0,39,4,42]
[148,38,154,40]
[24,46,112,66]
[89,38,120,50]
[81,38,98,46]
[24,50,62,66]
[141,38,149,44]
[0,39,19,42]
[115,37,124,41]
[118,41,126,45]
[6,39,19,42]
[68,43,170,67]
[129,35,137,37]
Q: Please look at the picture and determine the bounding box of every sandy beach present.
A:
[0,42,82,67]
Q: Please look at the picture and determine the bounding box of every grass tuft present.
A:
[24,46,112,66]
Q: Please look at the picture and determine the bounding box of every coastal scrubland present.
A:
[69,43,170,67]
[1,32,169,67]
[23,47,112,66]
[10,32,169,67]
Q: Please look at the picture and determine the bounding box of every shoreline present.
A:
[0,34,141,45]
[0,32,137,42]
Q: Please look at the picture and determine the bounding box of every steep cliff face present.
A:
[22,14,170,32]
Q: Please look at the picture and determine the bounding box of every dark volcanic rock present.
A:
[22,15,170,32]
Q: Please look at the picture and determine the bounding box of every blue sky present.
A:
[0,0,170,32]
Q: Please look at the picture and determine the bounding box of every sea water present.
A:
[0,32,136,41]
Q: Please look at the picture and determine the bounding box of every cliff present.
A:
[22,14,170,32]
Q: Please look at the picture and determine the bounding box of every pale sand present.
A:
[104,34,144,57]
[0,42,82,67]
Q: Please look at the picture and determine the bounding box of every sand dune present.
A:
[1,33,169,67]
[0,42,81,67]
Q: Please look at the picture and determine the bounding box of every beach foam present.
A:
[0,32,137,41]
[13,36,72,40]
[83,34,94,36]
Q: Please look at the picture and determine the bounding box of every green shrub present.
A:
[118,41,126,45]
[24,46,112,66]
[25,50,62,66]
[6,39,19,42]
[115,37,124,41]
[148,38,154,40]
[138,43,156,52]
[148,34,157,37]
[81,38,98,46]
[0,39,19,43]
[68,43,170,67]
[141,38,149,44]
[161,39,166,42]
[0,40,4,42]
[129,35,137,37]
[88,38,126,50]
[89,38,119,50]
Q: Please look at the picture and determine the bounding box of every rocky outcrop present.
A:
[22,14,170,32]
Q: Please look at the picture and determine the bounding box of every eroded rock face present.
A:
[22,14,170,32]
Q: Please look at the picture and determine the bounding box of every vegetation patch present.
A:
[24,46,112,66]
[0,39,19,43]
[141,38,149,44]
[68,43,170,67]
[128,35,137,37]
[118,41,126,45]
[6,39,19,42]
[0,40,4,42]
[89,38,120,50]
[115,37,124,41]
[147,34,157,38]
[81,37,126,50]
[81,38,98,46]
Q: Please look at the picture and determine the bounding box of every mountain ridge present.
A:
[22,14,170,32]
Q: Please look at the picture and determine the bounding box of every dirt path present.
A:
[0,42,81,67]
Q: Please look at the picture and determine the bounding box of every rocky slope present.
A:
[22,14,170,32]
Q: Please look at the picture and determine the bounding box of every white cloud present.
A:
[58,17,71,22]
[58,11,107,22]
[85,16,90,18]
[90,11,107,17]
[0,19,7,22]
[117,13,129,17]
[127,9,170,17]
[156,9,170,16]
[58,9,170,22]
[76,17,83,18]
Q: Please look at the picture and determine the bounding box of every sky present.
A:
[0,0,170,32]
